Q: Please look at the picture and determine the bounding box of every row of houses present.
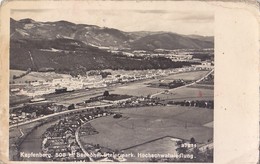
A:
[42,109,113,161]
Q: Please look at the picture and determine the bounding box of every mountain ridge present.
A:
[10,18,214,50]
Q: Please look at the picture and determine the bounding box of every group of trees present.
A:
[17,104,54,116]
[191,53,213,61]
[12,68,31,80]
[169,100,214,109]
[113,113,122,119]
[84,91,110,104]
[168,80,186,89]
[68,104,75,110]
[87,71,112,78]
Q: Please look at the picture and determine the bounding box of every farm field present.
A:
[188,84,214,90]
[111,83,164,97]
[155,87,213,101]
[10,95,31,106]
[9,70,26,78]
[110,71,211,97]
[79,106,213,154]
[10,70,71,83]
[159,70,209,81]
[124,137,181,162]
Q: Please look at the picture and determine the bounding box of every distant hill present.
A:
[186,35,214,42]
[131,33,213,50]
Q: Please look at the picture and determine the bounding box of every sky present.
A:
[11,9,214,36]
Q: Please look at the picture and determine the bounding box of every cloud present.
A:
[181,14,213,22]
[11,9,214,36]
[11,9,54,14]
[165,11,214,23]
[131,10,169,14]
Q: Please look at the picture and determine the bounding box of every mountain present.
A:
[131,33,213,50]
[10,18,213,74]
[11,18,132,49]
[186,35,214,42]
[10,18,213,50]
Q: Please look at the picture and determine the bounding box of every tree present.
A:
[100,71,111,78]
[191,101,195,106]
[113,113,122,119]
[103,90,110,97]
[190,137,196,144]
[68,104,75,110]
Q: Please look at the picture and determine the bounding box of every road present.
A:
[150,69,214,97]
[75,122,95,162]
[75,118,127,162]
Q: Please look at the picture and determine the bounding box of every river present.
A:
[19,120,58,161]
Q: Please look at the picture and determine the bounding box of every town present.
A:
[10,55,214,162]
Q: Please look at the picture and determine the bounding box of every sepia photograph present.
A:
[8,3,215,163]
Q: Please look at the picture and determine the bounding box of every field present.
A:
[9,70,26,78]
[124,137,181,162]
[188,84,214,90]
[110,71,211,97]
[159,70,209,81]
[111,82,164,97]
[10,95,31,106]
[10,70,71,83]
[79,106,213,155]
[55,71,213,105]
[49,89,105,105]
[155,87,214,101]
